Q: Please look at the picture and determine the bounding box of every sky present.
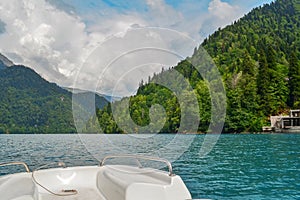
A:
[0,0,274,97]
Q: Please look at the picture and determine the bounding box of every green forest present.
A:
[96,0,300,133]
[0,65,76,133]
[0,63,108,133]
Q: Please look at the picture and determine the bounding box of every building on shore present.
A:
[263,110,300,133]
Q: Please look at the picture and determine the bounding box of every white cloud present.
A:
[196,0,244,37]
[0,0,196,97]
[0,0,93,85]
[0,0,269,97]
[209,0,240,20]
[145,0,183,27]
[206,0,243,29]
[75,27,197,97]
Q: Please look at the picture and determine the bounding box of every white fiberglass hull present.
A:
[0,165,192,200]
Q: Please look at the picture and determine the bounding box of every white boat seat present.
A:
[97,165,190,200]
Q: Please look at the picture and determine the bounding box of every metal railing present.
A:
[0,161,30,173]
[31,162,78,196]
[100,155,174,176]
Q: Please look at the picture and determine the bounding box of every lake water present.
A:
[0,134,299,199]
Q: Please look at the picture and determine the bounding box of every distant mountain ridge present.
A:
[0,54,109,133]
[63,87,122,103]
[0,53,14,67]
[0,53,13,70]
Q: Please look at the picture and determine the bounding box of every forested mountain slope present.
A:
[0,64,76,133]
[0,54,109,133]
[97,0,300,133]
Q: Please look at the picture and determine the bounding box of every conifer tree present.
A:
[257,51,269,103]
[288,52,300,107]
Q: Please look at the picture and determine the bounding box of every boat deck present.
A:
[1,155,192,200]
[1,166,191,200]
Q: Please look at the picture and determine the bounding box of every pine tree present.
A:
[257,51,269,102]
[241,51,256,76]
[288,52,300,107]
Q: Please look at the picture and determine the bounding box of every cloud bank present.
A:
[0,0,271,96]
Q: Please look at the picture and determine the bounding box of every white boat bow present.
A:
[0,155,203,200]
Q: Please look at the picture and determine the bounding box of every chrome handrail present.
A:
[0,161,30,173]
[31,162,77,196]
[100,155,174,176]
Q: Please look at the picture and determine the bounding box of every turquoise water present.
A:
[0,134,299,199]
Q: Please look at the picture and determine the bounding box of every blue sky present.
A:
[54,0,273,13]
[46,0,274,39]
[0,0,274,96]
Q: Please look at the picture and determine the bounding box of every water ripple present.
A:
[0,134,299,200]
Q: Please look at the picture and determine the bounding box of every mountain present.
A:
[0,53,14,67]
[0,65,74,133]
[0,55,109,133]
[0,60,7,70]
[97,0,300,133]
[200,0,300,132]
[63,87,122,103]
[73,91,110,112]
[0,53,13,70]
